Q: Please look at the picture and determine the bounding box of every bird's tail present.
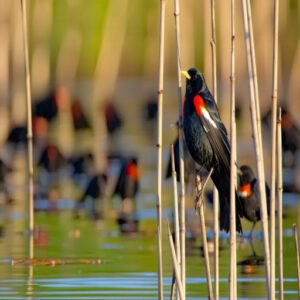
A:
[219,195,243,234]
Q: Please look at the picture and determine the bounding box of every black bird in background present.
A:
[114,157,139,205]
[182,67,244,233]
[238,165,270,238]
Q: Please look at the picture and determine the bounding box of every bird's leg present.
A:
[249,237,257,257]
[195,168,214,213]
[249,222,256,240]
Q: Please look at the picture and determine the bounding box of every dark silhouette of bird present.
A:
[71,99,90,131]
[144,97,158,121]
[104,101,123,134]
[0,158,14,203]
[33,90,59,122]
[38,144,65,173]
[74,173,107,220]
[238,165,270,238]
[6,124,27,149]
[114,157,139,203]
[182,67,244,233]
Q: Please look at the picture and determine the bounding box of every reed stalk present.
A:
[167,222,184,300]
[229,0,237,298]
[156,1,166,299]
[173,0,186,296]
[171,144,181,299]
[20,0,34,260]
[210,1,219,297]
[245,0,263,153]
[270,1,279,298]
[195,171,213,300]
[293,223,300,298]
[277,108,284,300]
[241,1,271,298]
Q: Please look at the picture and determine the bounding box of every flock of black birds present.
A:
[1,86,140,233]
[0,67,299,239]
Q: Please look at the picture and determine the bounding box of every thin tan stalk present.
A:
[241,1,271,298]
[245,0,263,153]
[229,0,237,298]
[171,144,181,299]
[293,223,300,298]
[167,222,184,300]
[195,172,213,300]
[173,0,186,296]
[270,1,279,299]
[277,108,284,300]
[20,0,34,260]
[210,1,219,297]
[156,1,166,299]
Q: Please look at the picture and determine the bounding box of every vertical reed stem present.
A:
[173,0,186,296]
[245,0,263,153]
[20,0,34,260]
[293,223,300,298]
[277,108,284,300]
[229,0,237,299]
[195,172,214,300]
[156,1,166,299]
[210,1,219,297]
[270,1,279,298]
[171,144,181,299]
[241,1,271,298]
[167,222,184,300]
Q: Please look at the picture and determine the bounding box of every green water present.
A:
[0,206,299,299]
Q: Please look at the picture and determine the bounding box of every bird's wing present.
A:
[194,92,231,171]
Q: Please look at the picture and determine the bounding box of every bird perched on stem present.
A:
[181,67,244,233]
[238,165,270,239]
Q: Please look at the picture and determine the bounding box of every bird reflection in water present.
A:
[238,238,264,275]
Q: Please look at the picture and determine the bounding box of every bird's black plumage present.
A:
[238,165,270,228]
[182,67,243,233]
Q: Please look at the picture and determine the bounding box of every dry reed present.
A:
[195,171,213,300]
[270,1,279,298]
[156,1,166,299]
[173,0,186,296]
[277,108,284,300]
[209,1,219,297]
[229,0,237,298]
[20,0,34,260]
[241,1,271,297]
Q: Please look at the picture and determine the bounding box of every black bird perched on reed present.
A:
[181,67,244,233]
[238,165,270,238]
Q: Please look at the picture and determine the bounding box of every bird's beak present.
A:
[181,70,191,80]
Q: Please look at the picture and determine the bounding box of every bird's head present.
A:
[181,68,206,93]
[239,165,255,185]
[238,165,255,198]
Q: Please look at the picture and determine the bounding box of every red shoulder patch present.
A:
[193,94,205,116]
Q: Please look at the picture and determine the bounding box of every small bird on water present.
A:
[181,67,244,233]
[238,165,270,238]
